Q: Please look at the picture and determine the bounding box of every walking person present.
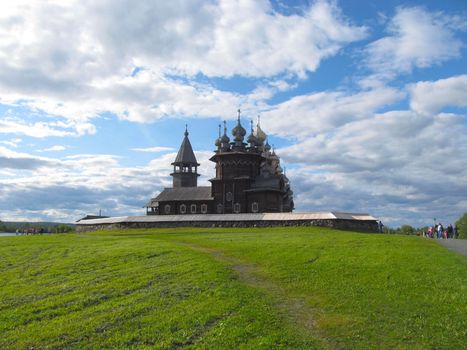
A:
[447,224,453,239]
[378,221,384,233]
[437,223,443,239]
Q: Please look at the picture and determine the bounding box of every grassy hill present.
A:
[0,227,465,349]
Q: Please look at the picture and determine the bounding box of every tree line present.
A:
[0,221,75,234]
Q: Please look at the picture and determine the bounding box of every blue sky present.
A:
[0,0,466,227]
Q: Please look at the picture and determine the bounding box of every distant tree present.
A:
[0,220,6,232]
[455,213,467,239]
[54,224,74,233]
[399,225,415,235]
[382,226,397,234]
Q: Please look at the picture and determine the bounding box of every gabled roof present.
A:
[146,186,213,206]
[172,129,199,166]
[76,215,109,222]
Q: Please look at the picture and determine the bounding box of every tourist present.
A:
[437,223,443,239]
[378,221,384,233]
[453,225,458,239]
[447,224,453,239]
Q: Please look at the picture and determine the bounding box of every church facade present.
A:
[145,111,294,215]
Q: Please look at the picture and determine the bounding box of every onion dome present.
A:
[220,121,230,144]
[232,109,246,142]
[247,132,257,144]
[220,120,231,152]
[215,124,221,148]
[264,140,271,152]
[255,115,267,144]
[247,120,258,145]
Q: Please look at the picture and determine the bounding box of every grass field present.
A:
[0,227,465,349]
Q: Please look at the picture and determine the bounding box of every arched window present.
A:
[201,204,208,214]
[180,204,186,214]
[190,204,197,213]
[251,202,259,213]
[234,203,241,213]
[217,204,223,214]
[164,204,171,214]
[226,192,233,202]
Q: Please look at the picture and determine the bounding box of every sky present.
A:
[0,0,466,227]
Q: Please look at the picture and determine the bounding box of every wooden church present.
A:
[145,111,294,215]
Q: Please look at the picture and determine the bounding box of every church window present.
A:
[234,203,241,213]
[180,204,186,214]
[251,202,259,213]
[226,192,233,202]
[201,204,208,213]
[164,205,171,214]
[190,204,197,213]
[217,204,223,214]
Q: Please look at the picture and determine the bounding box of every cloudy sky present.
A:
[0,0,466,227]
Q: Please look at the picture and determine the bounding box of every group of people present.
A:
[424,223,458,239]
[15,228,46,235]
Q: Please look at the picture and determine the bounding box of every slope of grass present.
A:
[0,227,465,349]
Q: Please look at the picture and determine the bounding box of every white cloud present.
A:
[0,138,22,148]
[131,146,174,153]
[39,145,67,152]
[364,7,464,81]
[0,147,217,222]
[0,117,95,138]
[278,107,467,226]
[0,146,57,169]
[0,0,367,125]
[261,87,403,139]
[409,74,467,115]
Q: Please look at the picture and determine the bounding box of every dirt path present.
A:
[437,239,467,257]
[174,241,336,349]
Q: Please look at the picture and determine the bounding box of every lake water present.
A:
[0,232,16,236]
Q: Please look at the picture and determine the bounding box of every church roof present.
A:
[147,186,213,206]
[172,128,199,166]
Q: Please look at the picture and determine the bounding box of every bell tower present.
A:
[171,126,200,188]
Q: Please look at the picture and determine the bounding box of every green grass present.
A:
[0,227,465,349]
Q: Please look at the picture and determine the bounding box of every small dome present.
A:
[256,125,267,143]
[221,133,230,143]
[247,132,258,145]
[232,109,246,142]
[215,124,222,147]
[255,115,267,144]
[220,121,230,144]
[232,120,246,142]
[264,141,271,152]
[247,120,258,145]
